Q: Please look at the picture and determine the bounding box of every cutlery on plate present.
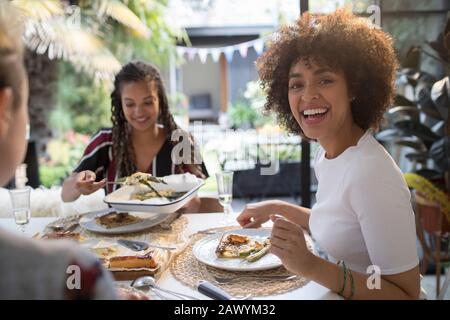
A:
[48,222,79,233]
[105,181,126,185]
[117,239,177,251]
[196,229,221,235]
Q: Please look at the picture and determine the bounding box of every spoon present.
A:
[131,276,199,300]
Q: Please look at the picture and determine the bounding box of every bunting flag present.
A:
[177,38,265,64]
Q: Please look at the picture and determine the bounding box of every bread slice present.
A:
[109,251,158,269]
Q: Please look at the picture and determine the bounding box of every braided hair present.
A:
[110,61,205,178]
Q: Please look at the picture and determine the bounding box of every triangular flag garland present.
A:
[177,38,265,63]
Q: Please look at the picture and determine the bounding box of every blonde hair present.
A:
[0,1,25,109]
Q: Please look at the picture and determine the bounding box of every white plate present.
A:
[192,228,282,271]
[79,208,170,234]
[104,173,205,213]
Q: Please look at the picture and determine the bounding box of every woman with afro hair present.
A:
[237,10,421,299]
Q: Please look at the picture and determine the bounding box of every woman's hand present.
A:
[237,200,282,228]
[269,215,316,277]
[74,170,106,196]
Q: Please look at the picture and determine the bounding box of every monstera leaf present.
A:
[375,128,401,142]
[431,121,446,137]
[394,121,440,147]
[429,137,450,172]
[415,74,442,120]
[394,94,415,107]
[431,76,450,122]
[386,106,420,125]
[394,136,427,153]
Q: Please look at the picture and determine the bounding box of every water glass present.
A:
[9,187,31,233]
[215,171,234,225]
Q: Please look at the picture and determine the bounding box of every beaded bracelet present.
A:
[337,260,347,296]
[348,267,355,300]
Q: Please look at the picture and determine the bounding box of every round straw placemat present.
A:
[171,226,311,297]
[44,212,187,243]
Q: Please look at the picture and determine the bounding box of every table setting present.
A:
[0,172,339,300]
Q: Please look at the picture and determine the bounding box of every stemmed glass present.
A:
[215,171,234,225]
[9,187,31,233]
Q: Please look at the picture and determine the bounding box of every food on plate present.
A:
[245,245,271,262]
[123,172,187,201]
[91,244,118,258]
[41,232,85,242]
[215,233,271,262]
[89,241,160,271]
[95,211,143,229]
[109,251,158,269]
[130,189,186,201]
[123,172,166,188]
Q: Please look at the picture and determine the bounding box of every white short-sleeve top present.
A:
[309,131,419,275]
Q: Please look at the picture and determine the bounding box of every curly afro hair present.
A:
[257,10,398,138]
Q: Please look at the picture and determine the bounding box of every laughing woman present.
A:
[237,10,420,299]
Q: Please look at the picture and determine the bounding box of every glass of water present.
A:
[215,171,234,225]
[9,187,31,233]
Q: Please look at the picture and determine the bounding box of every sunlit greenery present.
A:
[40,0,187,186]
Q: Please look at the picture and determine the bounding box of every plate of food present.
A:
[104,172,205,213]
[84,239,165,280]
[79,208,169,234]
[192,228,282,271]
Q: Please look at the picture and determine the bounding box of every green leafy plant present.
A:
[39,131,89,187]
[228,100,258,129]
[376,17,450,219]
[229,80,277,129]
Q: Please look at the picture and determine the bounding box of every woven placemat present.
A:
[44,212,187,243]
[42,213,188,278]
[170,227,311,297]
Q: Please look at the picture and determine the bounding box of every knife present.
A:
[117,239,177,251]
[197,280,233,300]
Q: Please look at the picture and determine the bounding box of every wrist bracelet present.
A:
[337,260,347,296]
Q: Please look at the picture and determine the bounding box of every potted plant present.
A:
[377,17,450,288]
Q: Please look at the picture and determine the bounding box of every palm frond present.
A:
[97,0,150,38]
[23,16,120,84]
[71,51,122,85]
[24,17,103,57]
[11,0,64,20]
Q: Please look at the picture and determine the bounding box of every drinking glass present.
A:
[9,187,31,233]
[215,171,234,225]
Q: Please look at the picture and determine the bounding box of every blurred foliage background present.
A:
[7,0,188,187]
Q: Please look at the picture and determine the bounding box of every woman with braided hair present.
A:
[62,61,208,212]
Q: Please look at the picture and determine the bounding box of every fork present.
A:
[212,274,297,284]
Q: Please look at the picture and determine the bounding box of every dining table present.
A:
[0,212,340,300]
